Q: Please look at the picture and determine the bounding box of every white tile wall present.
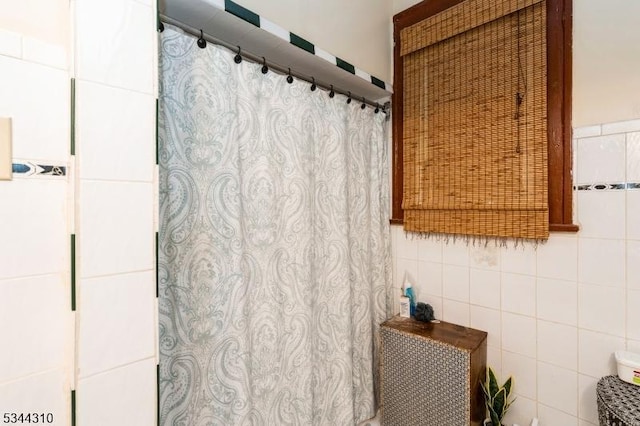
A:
[79,180,154,277]
[537,235,578,281]
[578,238,625,287]
[442,299,470,326]
[0,55,69,162]
[0,180,67,280]
[503,395,537,426]
[416,237,442,262]
[0,369,70,426]
[537,362,578,416]
[75,0,154,93]
[76,80,155,181]
[22,37,67,69]
[500,243,536,275]
[576,133,625,184]
[578,283,625,337]
[0,28,22,58]
[77,358,156,426]
[537,277,577,326]
[470,305,501,347]
[443,264,469,302]
[577,191,626,239]
[442,240,470,266]
[72,0,158,423]
[578,330,625,378]
[390,118,640,426]
[502,351,536,399]
[538,403,578,426]
[537,320,577,370]
[628,289,640,340]
[626,191,640,240]
[502,312,536,358]
[626,240,640,288]
[416,260,442,297]
[627,132,640,181]
[470,268,500,309]
[0,274,70,383]
[78,271,155,378]
[578,374,600,424]
[602,118,640,135]
[501,272,536,317]
[0,4,73,422]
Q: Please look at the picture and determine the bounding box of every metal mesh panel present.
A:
[380,327,470,426]
[597,375,640,426]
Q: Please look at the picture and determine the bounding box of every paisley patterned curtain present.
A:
[158,26,392,426]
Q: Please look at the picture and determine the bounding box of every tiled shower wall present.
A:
[391,118,640,426]
[73,0,157,424]
[0,20,71,423]
[0,0,158,424]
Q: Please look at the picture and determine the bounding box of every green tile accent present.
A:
[156,0,163,32]
[155,99,159,165]
[336,58,355,75]
[155,232,159,297]
[71,234,76,312]
[156,364,160,425]
[70,78,76,156]
[71,390,76,426]
[371,76,386,90]
[290,33,315,54]
[225,0,260,27]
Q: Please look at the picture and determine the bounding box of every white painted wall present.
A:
[0,0,69,48]
[573,0,640,126]
[236,0,393,83]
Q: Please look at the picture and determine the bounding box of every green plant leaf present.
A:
[492,388,507,418]
[503,376,513,398]
[488,367,499,397]
[488,403,501,426]
[480,381,491,401]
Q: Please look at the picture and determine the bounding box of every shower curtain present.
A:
[158,26,392,426]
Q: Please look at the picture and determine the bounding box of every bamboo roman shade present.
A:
[401,0,549,240]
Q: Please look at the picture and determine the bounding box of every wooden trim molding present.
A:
[391,0,577,232]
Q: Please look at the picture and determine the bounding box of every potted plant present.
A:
[480,367,515,426]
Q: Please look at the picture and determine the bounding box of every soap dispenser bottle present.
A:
[403,278,416,317]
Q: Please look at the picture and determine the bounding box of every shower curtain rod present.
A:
[159,15,390,113]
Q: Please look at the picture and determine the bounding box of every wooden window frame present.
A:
[391,0,578,233]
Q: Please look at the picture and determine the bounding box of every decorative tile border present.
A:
[221,0,392,92]
[575,182,640,191]
[12,160,67,178]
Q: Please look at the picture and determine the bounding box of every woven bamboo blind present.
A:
[401,0,548,240]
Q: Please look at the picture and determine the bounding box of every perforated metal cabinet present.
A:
[380,316,488,426]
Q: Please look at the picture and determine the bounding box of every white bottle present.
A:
[399,295,411,318]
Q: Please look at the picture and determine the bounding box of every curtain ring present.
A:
[197,30,206,49]
[234,46,242,64]
[329,85,335,98]
[361,97,366,110]
[346,92,352,104]
[261,57,268,74]
[374,103,380,114]
[310,77,317,91]
[286,68,293,84]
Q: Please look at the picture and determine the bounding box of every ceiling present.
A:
[159,0,392,104]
